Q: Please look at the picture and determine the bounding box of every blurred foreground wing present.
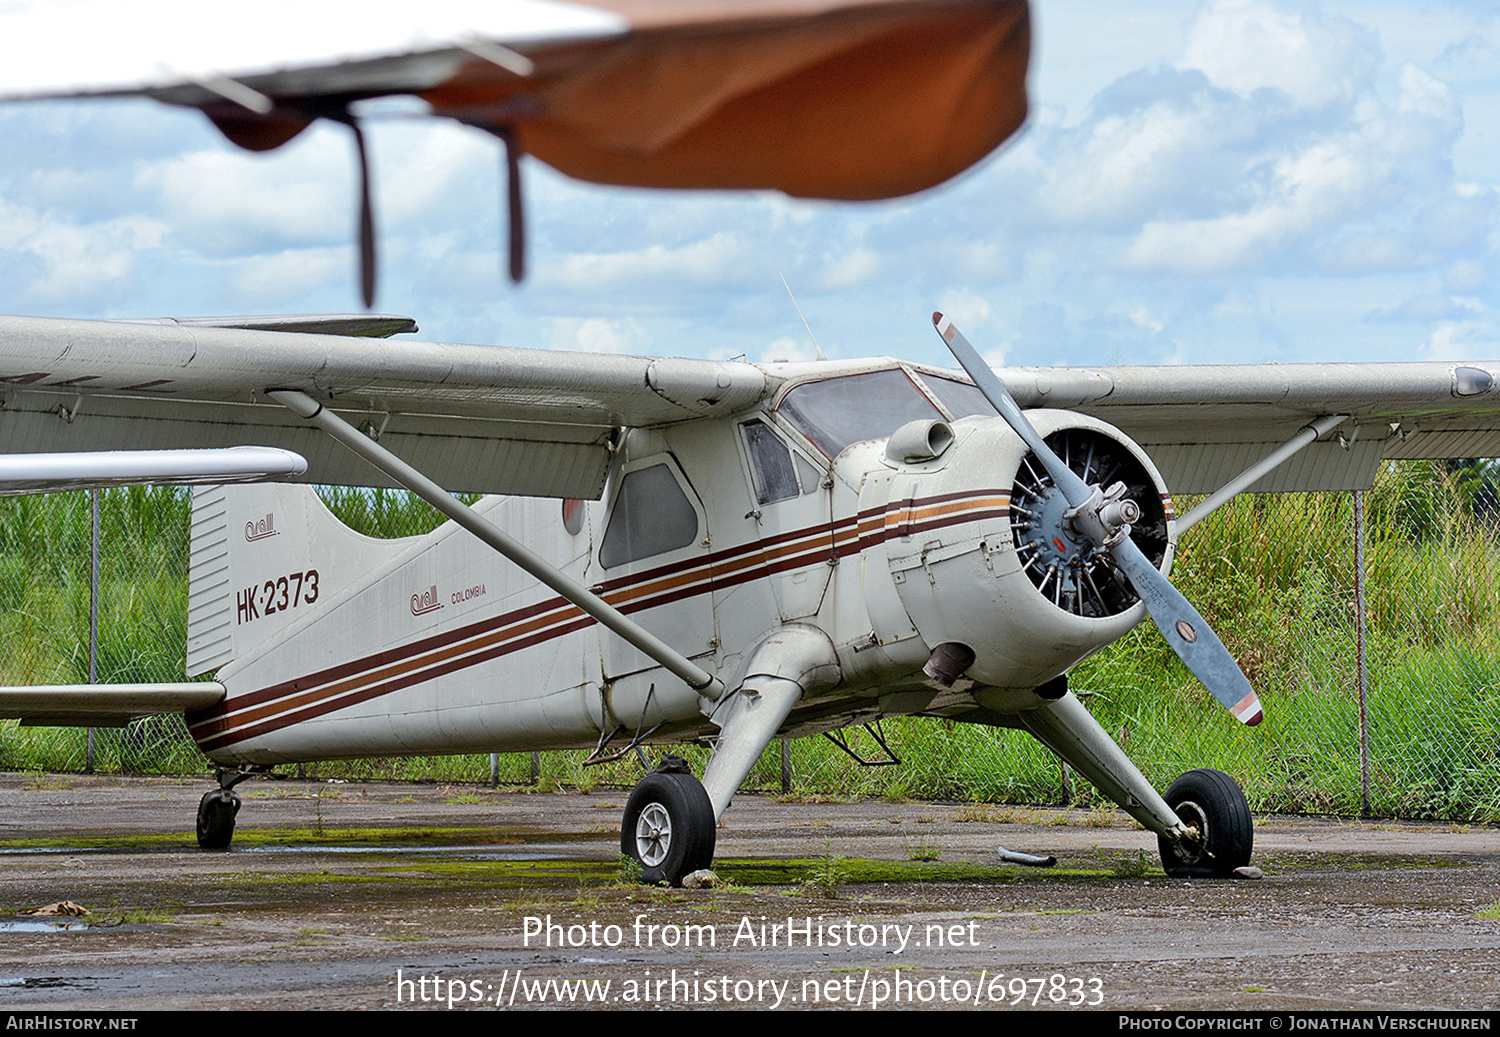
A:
[0,0,1031,201]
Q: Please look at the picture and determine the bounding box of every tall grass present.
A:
[0,466,1496,821]
[1062,462,1500,821]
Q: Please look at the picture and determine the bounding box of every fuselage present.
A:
[185,358,1176,766]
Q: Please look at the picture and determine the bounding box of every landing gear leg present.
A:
[1014,693,1255,877]
[620,756,715,886]
[197,769,249,850]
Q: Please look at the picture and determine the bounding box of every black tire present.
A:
[1157,768,1253,877]
[620,771,716,886]
[196,789,241,851]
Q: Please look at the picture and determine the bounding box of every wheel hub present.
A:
[1172,800,1209,865]
[635,802,672,867]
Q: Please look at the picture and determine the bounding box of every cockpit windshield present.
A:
[919,374,998,421]
[777,368,944,458]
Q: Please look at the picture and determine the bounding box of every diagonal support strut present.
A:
[269,389,725,700]
[1174,414,1350,534]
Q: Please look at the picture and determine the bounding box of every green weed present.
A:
[1111,850,1151,878]
[803,841,849,897]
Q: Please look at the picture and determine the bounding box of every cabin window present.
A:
[777,368,944,458]
[794,453,824,495]
[599,463,699,568]
[740,420,801,504]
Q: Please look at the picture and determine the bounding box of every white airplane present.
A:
[1,308,1498,885]
[1,0,1498,884]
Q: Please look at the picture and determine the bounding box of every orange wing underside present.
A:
[209,0,1031,200]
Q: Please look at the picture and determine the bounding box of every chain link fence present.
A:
[1,467,1496,821]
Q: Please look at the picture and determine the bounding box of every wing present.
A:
[4,313,1499,500]
[0,0,1030,202]
[0,315,408,495]
[0,0,1030,299]
[993,363,1500,493]
[0,314,769,498]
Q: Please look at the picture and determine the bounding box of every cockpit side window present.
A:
[740,420,801,505]
[599,462,699,568]
[777,368,944,458]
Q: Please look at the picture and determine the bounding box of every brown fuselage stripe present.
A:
[196,615,598,753]
[190,488,1010,751]
[190,598,584,738]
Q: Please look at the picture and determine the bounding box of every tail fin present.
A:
[186,483,415,675]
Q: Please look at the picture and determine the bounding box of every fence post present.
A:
[1354,489,1370,817]
[86,488,99,774]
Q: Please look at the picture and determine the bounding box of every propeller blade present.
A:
[1107,535,1263,726]
[931,311,1263,727]
[933,312,1090,506]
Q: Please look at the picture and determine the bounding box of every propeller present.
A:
[932,312,1263,726]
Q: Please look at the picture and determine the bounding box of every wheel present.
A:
[1157,768,1253,877]
[620,771,716,886]
[196,788,241,850]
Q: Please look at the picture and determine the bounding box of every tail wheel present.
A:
[621,770,716,886]
[1158,768,1253,877]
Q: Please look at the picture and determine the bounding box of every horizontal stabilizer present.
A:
[122,315,418,339]
[0,683,225,727]
[0,447,308,496]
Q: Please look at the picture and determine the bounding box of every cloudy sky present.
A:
[0,0,1497,372]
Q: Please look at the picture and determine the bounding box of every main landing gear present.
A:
[197,769,251,850]
[620,756,716,886]
[1157,768,1254,877]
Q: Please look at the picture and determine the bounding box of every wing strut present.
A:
[268,389,725,700]
[1174,414,1349,533]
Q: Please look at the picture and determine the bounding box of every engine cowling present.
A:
[866,411,1176,690]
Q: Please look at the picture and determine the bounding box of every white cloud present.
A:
[1115,58,1466,276]
[1365,293,1482,323]
[1180,0,1376,108]
[135,130,354,257]
[1130,308,1165,335]
[1443,259,1489,295]
[1123,136,1376,273]
[549,232,747,291]
[0,198,42,248]
[0,197,167,304]
[546,317,652,354]
[936,287,993,332]
[1419,318,1494,360]
[760,335,819,363]
[814,247,882,292]
[1031,83,1228,228]
[374,123,495,227]
[228,248,347,305]
[981,345,1009,369]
